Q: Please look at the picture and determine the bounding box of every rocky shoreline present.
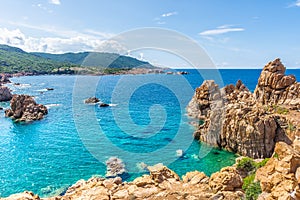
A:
[1,59,300,199]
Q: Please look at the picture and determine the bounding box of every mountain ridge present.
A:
[0,44,156,74]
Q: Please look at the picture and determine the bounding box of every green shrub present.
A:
[245,182,262,200]
[255,158,270,169]
[242,173,255,191]
[237,157,256,172]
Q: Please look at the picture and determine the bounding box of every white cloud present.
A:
[161,12,178,17]
[49,0,61,5]
[0,27,125,54]
[199,26,245,36]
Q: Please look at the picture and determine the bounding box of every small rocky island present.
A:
[0,74,12,102]
[5,94,48,122]
[1,59,300,200]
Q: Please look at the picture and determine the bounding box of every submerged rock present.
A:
[99,103,109,107]
[187,59,300,158]
[84,97,100,104]
[105,157,127,178]
[0,86,12,102]
[5,94,48,122]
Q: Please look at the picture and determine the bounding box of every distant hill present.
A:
[0,44,155,74]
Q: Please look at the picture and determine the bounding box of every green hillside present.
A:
[0,44,155,74]
[0,44,74,74]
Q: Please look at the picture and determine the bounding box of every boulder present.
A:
[0,73,11,85]
[147,163,180,183]
[105,157,127,178]
[84,97,100,104]
[99,103,109,107]
[5,94,48,122]
[0,86,12,102]
[209,167,243,192]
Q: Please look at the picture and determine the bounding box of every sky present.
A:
[0,0,300,68]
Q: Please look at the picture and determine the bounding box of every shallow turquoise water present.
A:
[0,69,299,197]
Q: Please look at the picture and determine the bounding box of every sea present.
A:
[0,69,299,197]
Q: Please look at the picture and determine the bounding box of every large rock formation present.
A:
[187,59,299,158]
[5,94,48,122]
[254,58,300,109]
[1,164,244,200]
[0,86,12,102]
[256,142,300,199]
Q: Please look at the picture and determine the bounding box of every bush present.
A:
[237,157,256,172]
[242,174,255,191]
[245,182,262,200]
[255,158,270,169]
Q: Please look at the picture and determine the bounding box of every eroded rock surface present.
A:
[1,165,244,200]
[256,142,300,199]
[0,86,12,102]
[187,59,300,158]
[5,94,48,122]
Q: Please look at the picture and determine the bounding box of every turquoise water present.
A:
[0,69,299,197]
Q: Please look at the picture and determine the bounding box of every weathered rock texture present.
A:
[187,59,300,158]
[5,94,48,122]
[1,164,244,200]
[84,97,100,104]
[256,142,300,199]
[0,86,12,101]
[0,73,11,85]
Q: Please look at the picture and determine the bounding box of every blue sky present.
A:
[0,0,300,68]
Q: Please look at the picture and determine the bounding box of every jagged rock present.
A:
[5,94,48,122]
[0,73,11,85]
[1,191,40,200]
[187,59,300,158]
[209,167,243,193]
[256,142,300,199]
[0,86,12,102]
[147,163,180,183]
[105,157,127,178]
[84,97,100,104]
[1,165,245,200]
[254,58,300,107]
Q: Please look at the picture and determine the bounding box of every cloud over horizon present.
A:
[0,27,126,54]
[199,25,245,36]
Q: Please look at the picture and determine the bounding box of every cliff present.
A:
[187,58,300,158]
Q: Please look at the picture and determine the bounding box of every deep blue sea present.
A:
[0,69,299,197]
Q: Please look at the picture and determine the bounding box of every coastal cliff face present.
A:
[187,59,300,158]
[5,94,48,122]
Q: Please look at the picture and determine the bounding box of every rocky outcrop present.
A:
[105,157,127,178]
[0,86,12,102]
[187,59,299,158]
[254,58,300,109]
[0,73,11,85]
[1,164,244,200]
[5,94,48,122]
[256,142,300,199]
[84,97,100,104]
